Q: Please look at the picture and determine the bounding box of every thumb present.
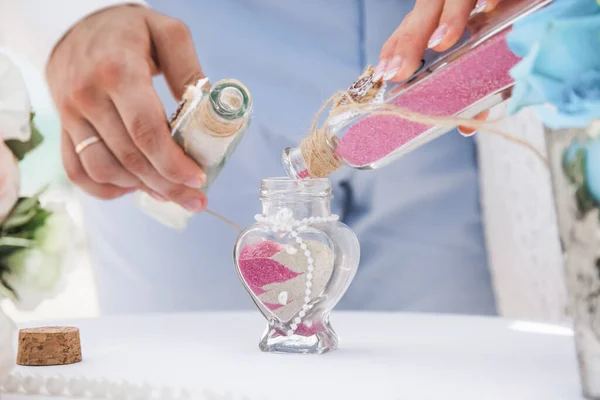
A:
[147,11,205,101]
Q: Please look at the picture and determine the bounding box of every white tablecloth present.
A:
[7,312,582,400]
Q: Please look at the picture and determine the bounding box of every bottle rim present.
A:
[210,79,252,120]
[260,177,332,199]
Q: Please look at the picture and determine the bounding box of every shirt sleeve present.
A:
[0,0,148,71]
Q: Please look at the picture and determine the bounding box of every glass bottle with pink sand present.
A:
[283,0,552,179]
[233,178,360,354]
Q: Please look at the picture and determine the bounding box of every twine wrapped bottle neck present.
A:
[299,129,343,178]
[290,66,382,179]
[198,96,245,137]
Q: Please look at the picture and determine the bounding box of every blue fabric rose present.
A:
[506,0,600,128]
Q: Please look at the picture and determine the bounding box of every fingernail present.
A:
[428,24,449,48]
[373,59,388,82]
[473,0,489,13]
[383,56,404,81]
[458,128,476,137]
[149,190,166,202]
[185,174,206,189]
[184,197,205,212]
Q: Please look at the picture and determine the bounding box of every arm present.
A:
[0,0,148,70]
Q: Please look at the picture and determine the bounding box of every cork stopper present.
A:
[335,65,382,107]
[17,327,82,366]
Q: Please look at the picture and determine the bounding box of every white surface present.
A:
[477,104,567,322]
[5,312,583,400]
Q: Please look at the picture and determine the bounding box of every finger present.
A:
[61,130,132,200]
[97,56,207,211]
[458,109,490,137]
[64,115,139,188]
[374,35,396,81]
[108,75,207,190]
[429,0,477,52]
[387,0,445,82]
[82,98,188,197]
[147,12,204,101]
[474,0,501,13]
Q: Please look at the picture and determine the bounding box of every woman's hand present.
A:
[375,0,501,135]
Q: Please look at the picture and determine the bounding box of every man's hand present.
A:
[47,5,207,211]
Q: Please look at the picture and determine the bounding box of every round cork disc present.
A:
[17,327,82,366]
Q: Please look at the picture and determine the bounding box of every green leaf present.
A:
[0,236,32,249]
[576,185,597,215]
[564,150,587,186]
[11,185,48,215]
[0,237,31,259]
[21,208,52,233]
[5,112,44,161]
[2,207,38,230]
[0,269,18,300]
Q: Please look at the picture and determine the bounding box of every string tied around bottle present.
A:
[301,66,549,178]
[196,87,245,137]
[170,79,245,155]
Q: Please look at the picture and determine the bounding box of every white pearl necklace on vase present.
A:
[1,371,199,399]
[254,209,339,335]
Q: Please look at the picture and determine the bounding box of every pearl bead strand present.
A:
[254,209,339,335]
[1,371,195,399]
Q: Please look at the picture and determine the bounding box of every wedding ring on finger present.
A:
[75,136,103,155]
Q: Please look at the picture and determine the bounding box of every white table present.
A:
[7,312,583,400]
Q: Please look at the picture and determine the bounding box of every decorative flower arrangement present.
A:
[506,0,600,128]
[506,0,600,211]
[0,53,72,381]
[562,125,600,214]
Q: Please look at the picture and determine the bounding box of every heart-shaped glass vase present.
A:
[234,178,360,354]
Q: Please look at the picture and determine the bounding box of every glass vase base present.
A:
[259,326,338,355]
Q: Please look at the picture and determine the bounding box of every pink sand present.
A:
[274,322,324,337]
[297,170,310,179]
[240,242,295,295]
[240,241,324,337]
[239,257,300,290]
[239,241,301,298]
[240,241,284,260]
[336,30,519,167]
[264,302,285,311]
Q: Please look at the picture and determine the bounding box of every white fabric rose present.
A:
[0,52,31,224]
[0,307,16,382]
[0,140,20,224]
[0,53,32,143]
[1,209,73,311]
[34,206,72,254]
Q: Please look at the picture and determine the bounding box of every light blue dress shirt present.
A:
[80,0,496,315]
